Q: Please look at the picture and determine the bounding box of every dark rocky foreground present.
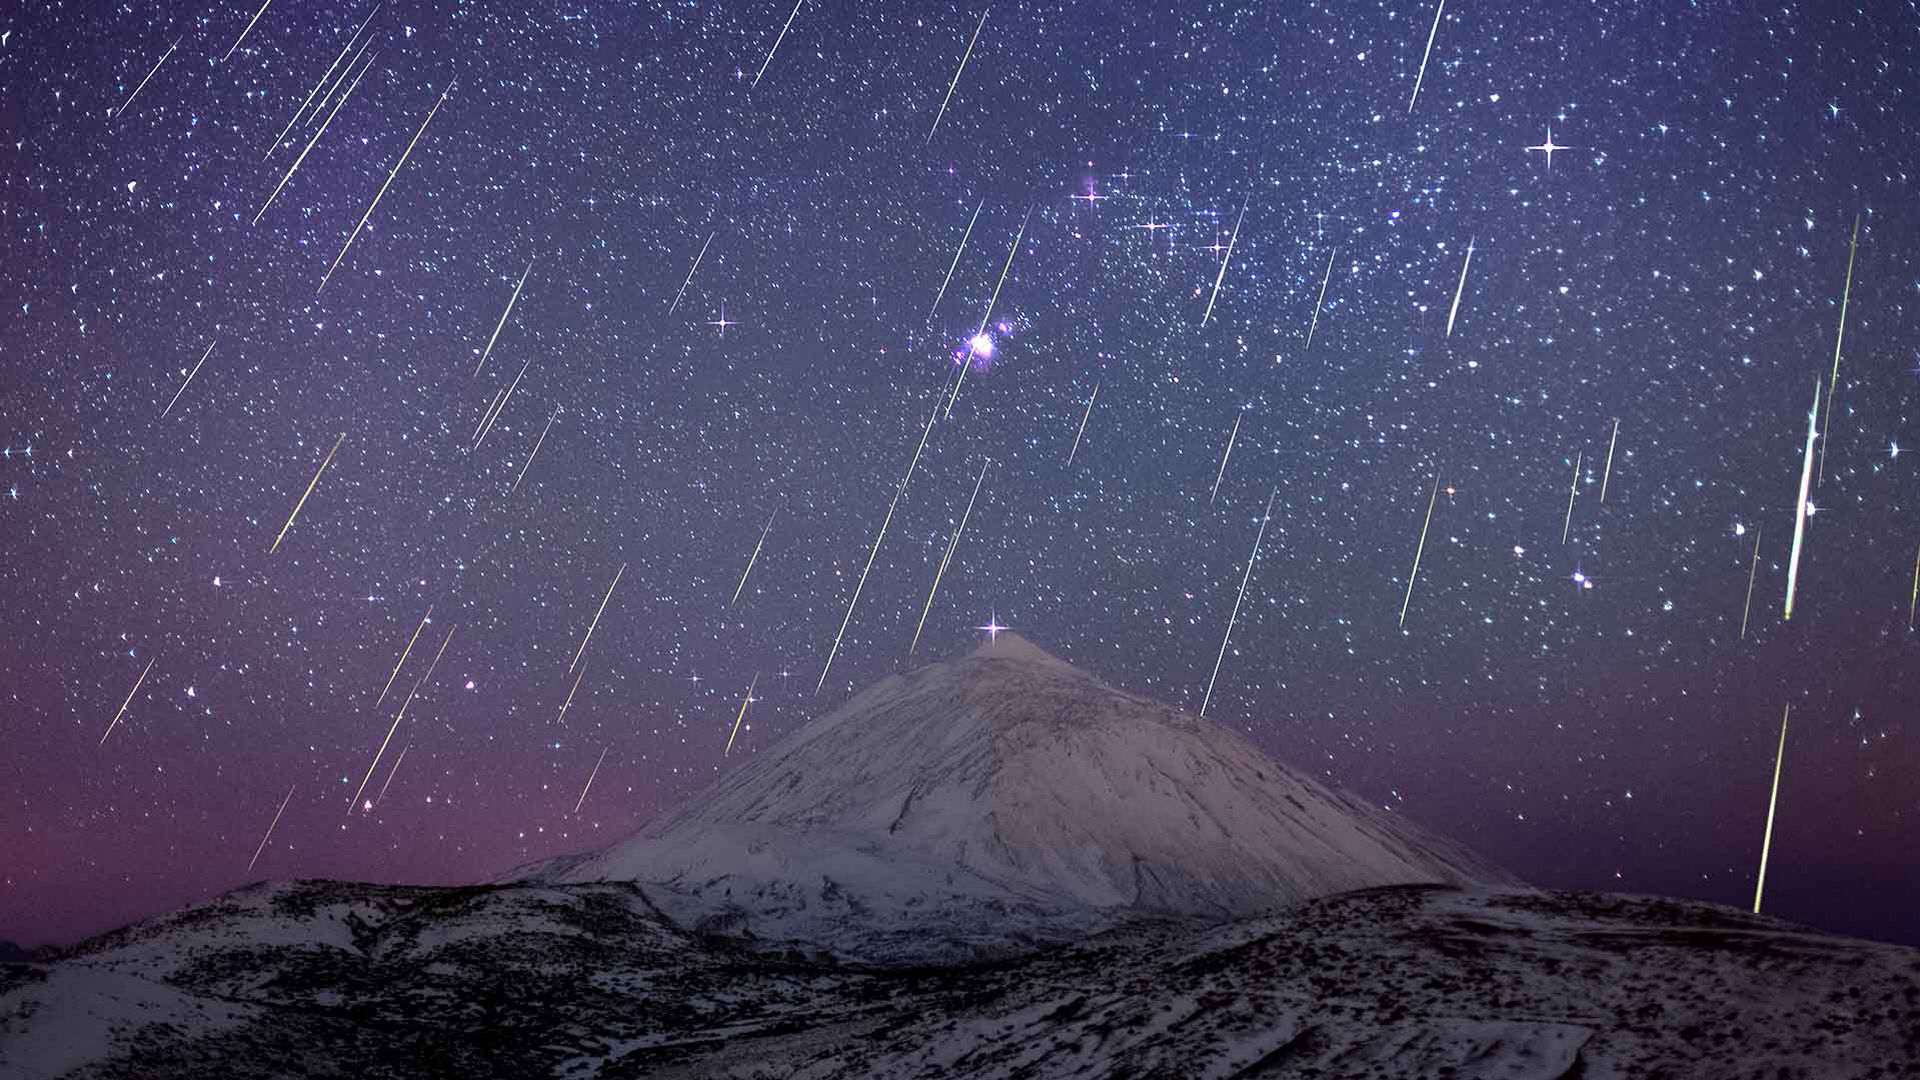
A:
[4,879,1915,1078]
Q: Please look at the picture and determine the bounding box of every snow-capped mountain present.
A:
[513,634,1513,961]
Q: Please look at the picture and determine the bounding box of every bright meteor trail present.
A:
[947,208,1030,417]
[910,457,989,655]
[569,563,626,672]
[1305,248,1336,351]
[928,200,983,321]
[376,605,432,707]
[271,433,345,554]
[1753,703,1790,914]
[1199,195,1249,328]
[725,674,758,755]
[319,79,455,294]
[99,657,156,748]
[1784,380,1818,620]
[161,342,214,419]
[1200,488,1277,718]
[1400,469,1440,628]
[246,784,296,874]
[1445,236,1473,337]
[1407,0,1445,114]
[926,8,988,144]
[731,506,780,607]
[1817,213,1860,486]
[668,232,714,316]
[476,257,535,378]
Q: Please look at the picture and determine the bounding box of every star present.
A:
[976,611,1006,643]
[707,303,735,337]
[1527,126,1572,170]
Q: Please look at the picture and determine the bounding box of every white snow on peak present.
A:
[526,635,1512,960]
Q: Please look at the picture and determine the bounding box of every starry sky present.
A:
[4,0,1918,950]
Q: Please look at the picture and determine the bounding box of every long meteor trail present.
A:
[266,3,380,160]
[99,657,156,747]
[946,208,1030,417]
[1199,196,1250,328]
[115,37,181,121]
[667,232,714,315]
[222,0,278,62]
[1445,236,1473,336]
[569,563,626,672]
[476,256,535,378]
[246,784,297,873]
[1817,213,1860,485]
[1066,382,1099,465]
[162,341,215,419]
[1562,452,1581,544]
[376,605,432,706]
[1210,411,1243,506]
[511,406,559,495]
[910,457,989,655]
[319,79,455,294]
[1400,470,1441,627]
[572,745,609,814]
[271,433,345,554]
[752,0,804,89]
[1200,488,1278,718]
[1305,248,1337,350]
[1784,380,1819,620]
[731,506,780,606]
[820,399,940,692]
[725,674,757,755]
[928,200,983,320]
[256,48,374,226]
[1407,0,1445,113]
[1600,417,1620,502]
[1752,703,1790,914]
[1741,524,1762,640]
[927,8,988,144]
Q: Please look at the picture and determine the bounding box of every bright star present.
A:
[976,611,1006,643]
[1527,126,1572,170]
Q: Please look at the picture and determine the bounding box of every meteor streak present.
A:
[473,359,529,452]
[475,256,534,378]
[162,341,214,419]
[472,386,506,445]
[910,457,989,655]
[1201,488,1277,717]
[222,0,277,62]
[731,505,780,606]
[246,784,296,873]
[818,399,940,692]
[1740,525,1762,640]
[1199,196,1249,329]
[927,8,988,144]
[271,432,345,554]
[1911,543,1919,630]
[1305,248,1337,351]
[946,208,1030,417]
[557,665,586,724]
[1816,213,1860,485]
[99,657,156,747]
[1400,471,1440,627]
[752,0,804,88]
[1445,236,1473,336]
[667,232,714,315]
[573,745,609,814]
[1562,452,1581,544]
[348,671,425,813]
[115,37,180,120]
[1066,382,1098,465]
[1784,380,1818,620]
[928,200,983,320]
[376,605,432,706]
[255,48,373,226]
[1407,0,1445,113]
[511,406,558,495]
[1600,417,1620,502]
[724,674,757,755]
[374,743,409,805]
[265,3,379,160]
[569,563,626,672]
[1210,410,1243,506]
[318,79,455,294]
[1752,703,1790,913]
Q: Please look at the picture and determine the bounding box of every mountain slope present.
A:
[526,634,1512,960]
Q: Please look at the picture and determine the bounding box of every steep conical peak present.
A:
[968,631,1076,674]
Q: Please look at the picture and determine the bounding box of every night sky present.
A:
[4,0,1918,950]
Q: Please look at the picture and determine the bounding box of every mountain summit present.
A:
[525,634,1512,960]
